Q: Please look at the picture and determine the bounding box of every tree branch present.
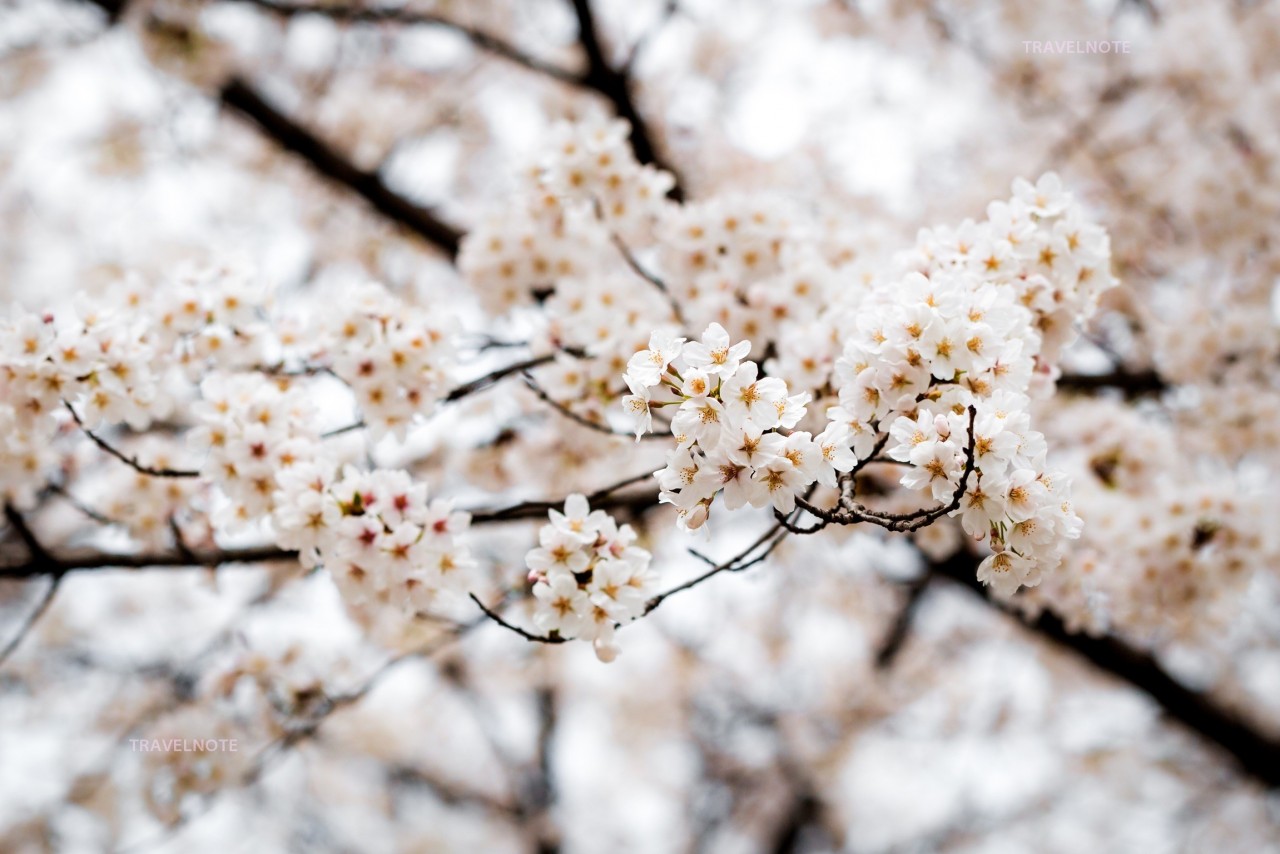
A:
[521,373,674,440]
[929,548,1280,789]
[64,402,202,479]
[234,0,585,86]
[220,76,464,258]
[1056,368,1167,397]
[569,0,684,199]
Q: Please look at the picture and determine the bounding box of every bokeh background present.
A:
[3,0,1280,851]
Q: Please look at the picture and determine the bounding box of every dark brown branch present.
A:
[469,593,568,644]
[64,402,201,479]
[0,544,299,580]
[929,549,1280,789]
[1056,368,1167,397]
[0,505,63,667]
[444,353,564,402]
[220,76,463,258]
[874,574,932,670]
[794,405,977,533]
[521,373,673,440]
[468,470,657,525]
[235,0,585,85]
[644,518,791,616]
[569,0,684,200]
[1,479,662,578]
[0,575,62,668]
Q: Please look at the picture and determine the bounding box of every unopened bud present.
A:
[934,414,951,440]
[593,638,620,663]
[686,503,710,530]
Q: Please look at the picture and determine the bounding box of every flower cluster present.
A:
[624,323,845,529]
[539,118,675,243]
[148,265,275,376]
[821,174,1116,594]
[459,117,672,316]
[274,464,475,615]
[1021,398,1279,640]
[190,373,319,531]
[901,172,1116,370]
[526,494,656,662]
[308,282,455,440]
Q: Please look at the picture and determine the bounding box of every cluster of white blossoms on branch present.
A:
[612,171,1115,596]
[837,266,1085,594]
[191,373,319,531]
[624,323,844,528]
[307,282,455,440]
[526,494,657,662]
[275,464,476,616]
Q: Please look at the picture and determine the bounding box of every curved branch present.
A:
[468,593,568,644]
[234,0,585,85]
[795,405,977,533]
[521,373,674,440]
[644,518,792,616]
[65,402,202,479]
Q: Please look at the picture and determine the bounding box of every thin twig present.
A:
[644,518,792,616]
[793,406,977,533]
[64,402,201,479]
[610,231,683,323]
[521,373,673,440]
[468,593,568,644]
[469,470,658,524]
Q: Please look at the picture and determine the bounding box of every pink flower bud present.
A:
[686,503,709,530]
[934,414,951,440]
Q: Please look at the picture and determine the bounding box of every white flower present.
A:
[721,362,787,428]
[751,461,807,513]
[532,574,591,637]
[625,329,685,387]
[621,374,654,440]
[549,493,609,543]
[682,322,751,378]
[813,422,856,488]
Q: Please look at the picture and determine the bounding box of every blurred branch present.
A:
[220,77,464,258]
[77,0,467,257]
[528,685,561,854]
[928,548,1280,789]
[569,0,685,199]
[874,574,932,670]
[223,0,685,199]
[1056,368,1167,397]
[0,505,62,668]
[233,0,585,85]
